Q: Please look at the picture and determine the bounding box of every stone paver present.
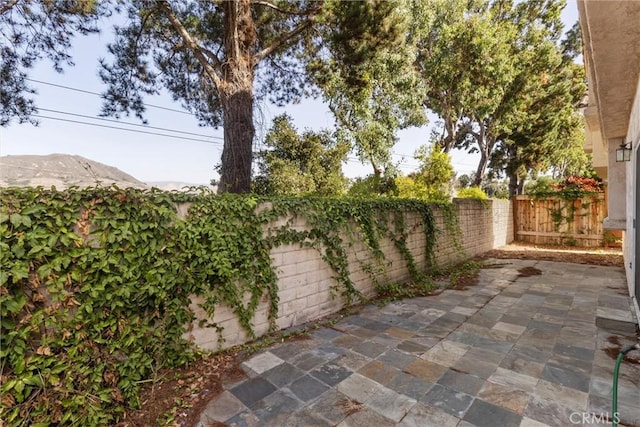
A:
[197,259,640,427]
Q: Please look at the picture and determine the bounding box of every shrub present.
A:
[456,186,488,200]
[1,187,443,426]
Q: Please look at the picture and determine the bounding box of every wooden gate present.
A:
[513,194,609,247]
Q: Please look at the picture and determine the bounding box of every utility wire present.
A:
[26,78,194,116]
[31,115,222,145]
[27,78,478,170]
[38,108,223,140]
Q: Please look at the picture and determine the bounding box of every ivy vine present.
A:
[1,187,449,426]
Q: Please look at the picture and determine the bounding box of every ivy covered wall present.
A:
[0,187,512,425]
[187,197,513,350]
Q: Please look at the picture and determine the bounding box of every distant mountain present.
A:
[0,154,146,189]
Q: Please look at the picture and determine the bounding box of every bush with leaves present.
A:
[456,187,488,200]
[1,186,445,426]
[253,115,350,196]
[0,187,194,425]
[524,175,557,196]
[347,173,398,197]
[526,175,603,199]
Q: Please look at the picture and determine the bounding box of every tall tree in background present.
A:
[0,0,107,126]
[417,0,584,189]
[253,114,349,196]
[489,64,587,196]
[100,0,410,193]
[416,0,515,156]
[100,0,326,193]
[309,0,426,178]
[488,8,587,196]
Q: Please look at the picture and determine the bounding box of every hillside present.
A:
[0,154,147,189]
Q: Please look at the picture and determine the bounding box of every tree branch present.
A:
[253,18,314,64]
[0,0,20,15]
[157,0,222,88]
[250,0,306,15]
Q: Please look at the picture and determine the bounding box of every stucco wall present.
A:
[186,199,513,351]
[624,77,640,299]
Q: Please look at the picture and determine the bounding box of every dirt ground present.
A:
[477,242,624,267]
[117,243,625,426]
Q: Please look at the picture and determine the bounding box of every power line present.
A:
[38,108,223,140]
[31,114,222,145]
[26,78,479,170]
[26,78,195,116]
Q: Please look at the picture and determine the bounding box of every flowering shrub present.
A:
[552,176,604,194]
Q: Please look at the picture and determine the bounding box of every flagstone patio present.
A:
[197,259,640,427]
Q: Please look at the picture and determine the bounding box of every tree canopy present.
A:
[416,0,587,192]
[309,0,427,177]
[2,0,589,196]
[99,0,327,193]
[99,0,417,193]
[0,0,107,126]
[253,114,349,196]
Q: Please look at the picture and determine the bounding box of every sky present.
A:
[0,2,580,186]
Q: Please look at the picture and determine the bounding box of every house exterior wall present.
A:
[583,105,608,179]
[604,137,627,229]
[579,0,640,317]
[624,77,640,301]
[186,199,514,351]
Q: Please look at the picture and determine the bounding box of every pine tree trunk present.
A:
[219,87,254,193]
[218,0,256,194]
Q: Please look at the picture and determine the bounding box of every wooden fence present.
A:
[513,194,614,247]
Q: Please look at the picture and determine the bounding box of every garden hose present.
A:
[612,343,640,427]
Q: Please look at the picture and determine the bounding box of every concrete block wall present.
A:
[186,199,513,350]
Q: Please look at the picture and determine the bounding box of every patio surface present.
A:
[196,259,640,427]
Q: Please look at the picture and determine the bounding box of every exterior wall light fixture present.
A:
[616,141,632,162]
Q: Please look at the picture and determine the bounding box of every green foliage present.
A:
[413,145,455,189]
[525,176,557,196]
[1,186,445,425]
[481,178,509,199]
[98,1,421,192]
[310,0,427,175]
[394,176,429,200]
[1,0,107,125]
[0,187,194,425]
[253,114,349,196]
[394,176,447,204]
[395,144,454,203]
[347,173,398,197]
[546,119,595,179]
[456,187,488,201]
[180,193,281,338]
[455,174,474,190]
[416,0,585,187]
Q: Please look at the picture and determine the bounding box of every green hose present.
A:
[612,352,624,427]
[612,344,640,427]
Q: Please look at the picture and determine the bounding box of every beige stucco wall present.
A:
[624,77,640,299]
[583,105,608,179]
[185,199,514,351]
